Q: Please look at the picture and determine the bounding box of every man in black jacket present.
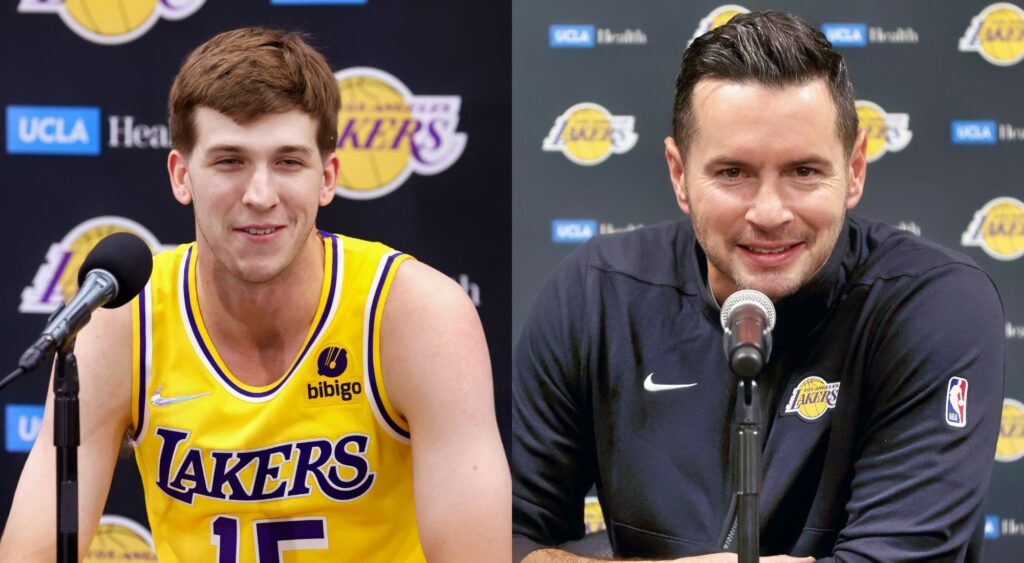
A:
[513,10,1004,563]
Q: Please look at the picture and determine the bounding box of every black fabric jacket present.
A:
[512,215,1004,562]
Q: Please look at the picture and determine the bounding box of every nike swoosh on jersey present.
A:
[643,373,698,392]
[151,385,211,407]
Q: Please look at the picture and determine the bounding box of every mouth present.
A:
[738,242,804,266]
[236,225,284,239]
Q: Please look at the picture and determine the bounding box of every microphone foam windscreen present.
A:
[77,232,155,308]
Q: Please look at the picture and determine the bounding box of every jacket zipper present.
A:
[722,516,738,550]
[718,494,738,550]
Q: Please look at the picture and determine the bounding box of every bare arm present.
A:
[0,306,133,562]
[382,260,511,562]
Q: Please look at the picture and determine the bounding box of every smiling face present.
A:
[168,107,339,285]
[665,78,867,303]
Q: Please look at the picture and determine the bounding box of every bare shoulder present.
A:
[380,259,491,419]
[383,259,480,327]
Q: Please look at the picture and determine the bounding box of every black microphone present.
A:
[720,289,776,378]
[18,232,153,372]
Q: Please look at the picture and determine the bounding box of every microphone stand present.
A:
[53,338,80,563]
[733,376,761,563]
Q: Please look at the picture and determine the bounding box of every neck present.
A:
[196,232,325,356]
[707,265,736,305]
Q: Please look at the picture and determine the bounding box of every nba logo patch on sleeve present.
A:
[946,376,969,428]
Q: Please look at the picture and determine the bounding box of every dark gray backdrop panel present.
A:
[0,0,510,539]
[514,1,1023,560]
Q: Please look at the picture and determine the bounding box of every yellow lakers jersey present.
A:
[129,233,424,562]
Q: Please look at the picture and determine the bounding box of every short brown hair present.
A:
[169,27,339,156]
[672,11,857,158]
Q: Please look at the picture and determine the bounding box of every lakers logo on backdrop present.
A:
[20,216,170,314]
[690,5,750,44]
[334,67,466,200]
[856,100,912,162]
[17,0,205,45]
[85,515,155,562]
[584,497,606,534]
[959,3,1024,66]
[997,398,1024,462]
[961,197,1024,260]
[784,376,840,421]
[542,103,637,166]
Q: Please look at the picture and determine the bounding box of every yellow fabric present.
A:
[130,233,422,562]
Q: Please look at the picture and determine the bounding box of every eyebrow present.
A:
[203,144,316,156]
[704,155,835,169]
[275,145,315,156]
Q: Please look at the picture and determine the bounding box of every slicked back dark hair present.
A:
[672,11,857,159]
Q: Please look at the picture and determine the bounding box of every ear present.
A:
[846,129,867,210]
[167,149,193,205]
[319,152,339,206]
[664,137,691,215]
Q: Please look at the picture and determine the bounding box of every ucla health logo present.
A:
[551,219,644,244]
[821,23,918,46]
[334,67,466,200]
[690,5,749,44]
[272,0,365,4]
[7,105,100,156]
[18,0,205,46]
[952,120,998,144]
[855,100,912,162]
[21,216,171,314]
[552,220,597,244]
[952,120,1024,144]
[962,197,1024,260]
[6,404,44,453]
[822,24,868,47]
[986,515,1001,539]
[960,3,1024,66]
[550,25,595,48]
[542,103,637,166]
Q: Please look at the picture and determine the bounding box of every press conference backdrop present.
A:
[513,1,1024,560]
[0,0,510,553]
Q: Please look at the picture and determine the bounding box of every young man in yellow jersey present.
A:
[1,27,509,562]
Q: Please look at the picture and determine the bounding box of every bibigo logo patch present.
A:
[308,343,363,406]
[18,0,205,46]
[959,3,1024,66]
[856,100,912,162]
[20,216,172,314]
[996,398,1024,462]
[784,375,840,421]
[542,103,637,166]
[961,197,1024,261]
[689,5,750,44]
[334,67,466,200]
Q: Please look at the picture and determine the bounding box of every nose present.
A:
[241,165,278,210]
[745,179,793,232]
